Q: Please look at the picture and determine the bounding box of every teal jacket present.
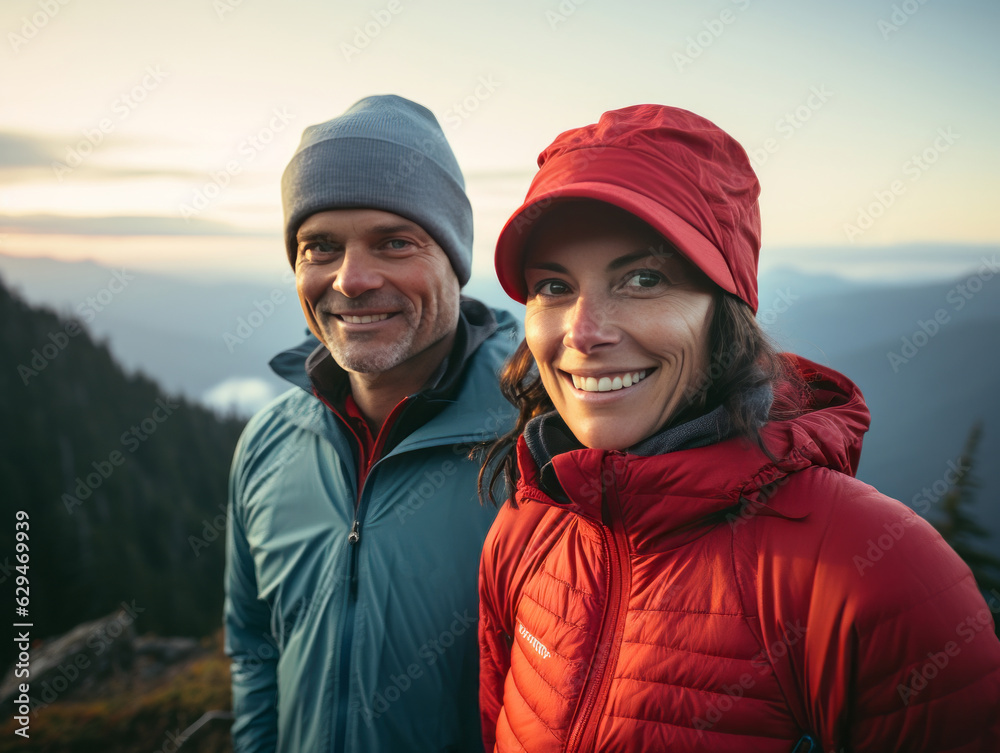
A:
[225,301,518,752]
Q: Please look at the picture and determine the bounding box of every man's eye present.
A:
[301,241,336,258]
[385,239,412,251]
[624,270,664,289]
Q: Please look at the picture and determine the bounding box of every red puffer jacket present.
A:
[479,357,1000,752]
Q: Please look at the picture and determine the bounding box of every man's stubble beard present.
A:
[323,325,417,374]
[314,286,460,378]
[314,292,419,375]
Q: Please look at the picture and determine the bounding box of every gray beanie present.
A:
[281,95,473,285]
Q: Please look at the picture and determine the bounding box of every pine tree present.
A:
[931,422,1000,635]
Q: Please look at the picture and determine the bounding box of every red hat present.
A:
[494,105,761,312]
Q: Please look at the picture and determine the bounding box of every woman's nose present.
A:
[563,295,620,353]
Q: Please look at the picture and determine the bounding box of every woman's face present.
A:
[523,203,717,450]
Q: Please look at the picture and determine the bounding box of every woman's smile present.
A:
[566,368,650,393]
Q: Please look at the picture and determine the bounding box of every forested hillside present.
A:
[0,277,246,670]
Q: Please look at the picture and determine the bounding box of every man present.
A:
[224,95,518,752]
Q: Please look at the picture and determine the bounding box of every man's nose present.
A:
[331,246,383,298]
[563,295,620,353]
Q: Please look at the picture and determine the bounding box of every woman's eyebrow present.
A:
[607,248,671,271]
[525,261,569,273]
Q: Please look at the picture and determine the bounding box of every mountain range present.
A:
[1,251,997,549]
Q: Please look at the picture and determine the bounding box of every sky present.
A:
[1,0,998,286]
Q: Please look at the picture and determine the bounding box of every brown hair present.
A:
[477,292,806,507]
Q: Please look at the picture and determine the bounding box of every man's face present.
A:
[295,208,461,385]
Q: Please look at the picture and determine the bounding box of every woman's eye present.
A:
[623,270,665,289]
[535,280,571,297]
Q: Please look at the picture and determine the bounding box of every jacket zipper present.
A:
[331,479,365,752]
[326,395,411,752]
[566,455,631,753]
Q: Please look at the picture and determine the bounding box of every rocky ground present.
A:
[1,610,232,752]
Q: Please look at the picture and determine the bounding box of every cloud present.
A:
[0,213,276,236]
[202,377,278,417]
[0,129,203,184]
[772,243,1000,265]
[0,132,57,168]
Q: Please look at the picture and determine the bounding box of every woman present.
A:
[478,105,1000,752]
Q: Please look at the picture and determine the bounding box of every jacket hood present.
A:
[514,354,870,534]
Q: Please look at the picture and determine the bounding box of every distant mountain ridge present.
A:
[0,253,307,414]
[757,262,1000,550]
[1,252,997,550]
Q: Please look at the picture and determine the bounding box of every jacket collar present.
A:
[522,396,750,504]
[266,299,518,457]
[515,355,870,537]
